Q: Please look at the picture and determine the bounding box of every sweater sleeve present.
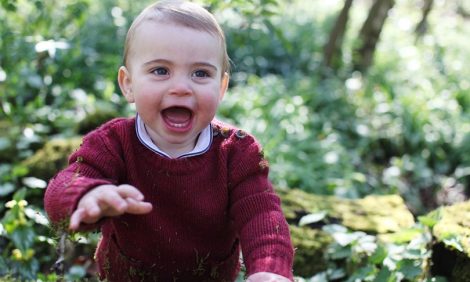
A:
[227,133,294,280]
[44,122,126,231]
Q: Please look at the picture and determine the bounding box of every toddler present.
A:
[44,1,294,281]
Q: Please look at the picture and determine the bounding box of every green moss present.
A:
[76,109,118,135]
[432,201,470,257]
[280,189,414,233]
[290,225,331,277]
[22,137,82,180]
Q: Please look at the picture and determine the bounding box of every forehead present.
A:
[129,20,224,65]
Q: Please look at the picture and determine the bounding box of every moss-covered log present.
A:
[289,225,331,277]
[22,137,82,180]
[280,188,415,233]
[279,188,415,276]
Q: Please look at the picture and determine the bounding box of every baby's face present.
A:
[121,21,228,154]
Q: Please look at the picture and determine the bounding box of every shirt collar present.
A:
[135,114,212,159]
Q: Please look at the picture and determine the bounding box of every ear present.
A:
[118,66,134,103]
[218,72,229,102]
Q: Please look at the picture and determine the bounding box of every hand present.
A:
[246,272,291,282]
[69,184,153,230]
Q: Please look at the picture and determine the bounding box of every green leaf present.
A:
[0,137,11,150]
[0,183,15,196]
[24,207,49,225]
[442,236,464,252]
[332,231,364,246]
[323,224,348,234]
[381,228,424,244]
[12,165,29,178]
[369,245,387,264]
[22,176,47,189]
[328,268,346,280]
[328,244,351,259]
[0,255,7,276]
[310,272,328,282]
[346,265,375,282]
[418,210,441,228]
[374,268,392,282]
[298,211,327,226]
[10,225,35,251]
[12,188,27,201]
[66,265,87,279]
[397,259,423,279]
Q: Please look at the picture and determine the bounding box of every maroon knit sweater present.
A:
[44,117,294,281]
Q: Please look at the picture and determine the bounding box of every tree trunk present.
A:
[415,0,434,38]
[322,0,354,72]
[352,0,395,73]
[457,0,470,19]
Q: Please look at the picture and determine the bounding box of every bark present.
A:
[352,0,395,73]
[457,1,470,19]
[322,0,354,72]
[415,0,435,38]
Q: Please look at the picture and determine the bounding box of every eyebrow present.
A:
[143,59,218,71]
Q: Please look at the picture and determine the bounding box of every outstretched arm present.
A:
[69,184,152,230]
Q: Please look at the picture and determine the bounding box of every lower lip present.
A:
[162,116,193,133]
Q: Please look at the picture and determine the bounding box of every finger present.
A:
[116,184,144,201]
[69,208,86,230]
[125,198,153,214]
[98,191,128,216]
[78,202,105,224]
[81,199,102,218]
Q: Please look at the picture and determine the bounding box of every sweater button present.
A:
[220,127,230,138]
[235,130,247,139]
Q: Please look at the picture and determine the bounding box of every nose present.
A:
[169,75,192,96]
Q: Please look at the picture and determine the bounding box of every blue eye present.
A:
[153,67,168,76]
[193,70,209,78]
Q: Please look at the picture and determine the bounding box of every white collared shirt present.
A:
[135,115,212,159]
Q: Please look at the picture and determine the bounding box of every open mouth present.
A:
[161,106,193,130]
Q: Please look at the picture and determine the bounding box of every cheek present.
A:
[133,91,160,113]
[200,91,222,111]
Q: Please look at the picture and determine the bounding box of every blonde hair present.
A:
[123,0,230,75]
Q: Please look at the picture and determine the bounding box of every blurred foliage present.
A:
[1,0,469,280]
